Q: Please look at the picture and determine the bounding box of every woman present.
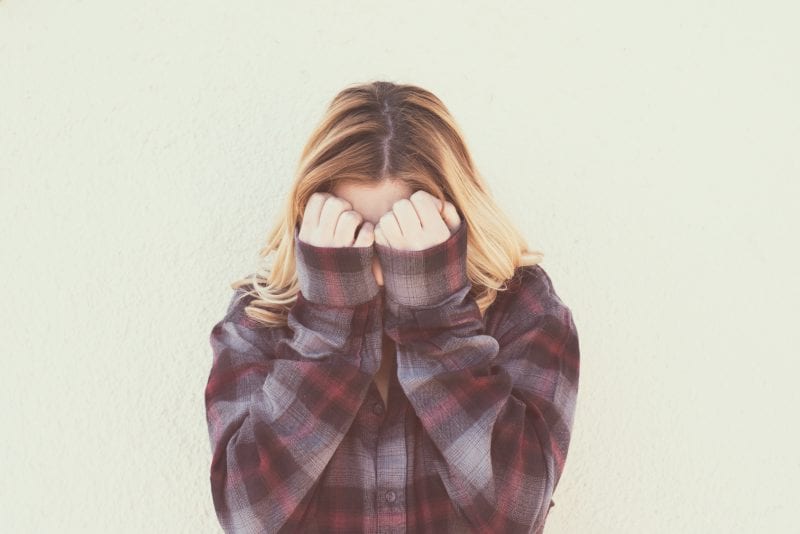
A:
[204,81,580,533]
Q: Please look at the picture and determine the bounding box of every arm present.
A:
[204,225,383,533]
[375,221,580,534]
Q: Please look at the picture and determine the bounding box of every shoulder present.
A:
[220,285,258,324]
[487,264,576,342]
[486,265,580,383]
[501,264,570,316]
[211,282,282,351]
[220,273,276,328]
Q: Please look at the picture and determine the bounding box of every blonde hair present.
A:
[231,80,544,328]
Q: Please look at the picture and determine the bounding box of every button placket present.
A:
[374,403,407,532]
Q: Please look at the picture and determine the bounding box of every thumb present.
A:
[354,221,374,247]
[441,201,461,232]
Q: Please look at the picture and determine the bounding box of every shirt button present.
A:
[385,490,396,503]
[372,402,384,416]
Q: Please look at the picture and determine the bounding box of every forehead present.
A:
[331,180,414,222]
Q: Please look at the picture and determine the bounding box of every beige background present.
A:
[2,1,798,532]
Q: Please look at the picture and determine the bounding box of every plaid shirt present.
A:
[205,220,580,533]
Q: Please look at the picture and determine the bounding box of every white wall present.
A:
[1,1,798,532]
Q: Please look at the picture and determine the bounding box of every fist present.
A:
[374,190,461,251]
[298,192,375,248]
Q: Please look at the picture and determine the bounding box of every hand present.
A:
[298,192,375,248]
[374,190,461,251]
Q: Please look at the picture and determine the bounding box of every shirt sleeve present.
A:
[375,221,580,534]
[204,225,383,533]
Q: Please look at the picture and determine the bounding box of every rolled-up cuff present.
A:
[293,225,380,307]
[374,220,470,307]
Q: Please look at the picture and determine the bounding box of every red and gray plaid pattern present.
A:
[205,221,580,533]
[293,224,381,307]
[374,220,470,307]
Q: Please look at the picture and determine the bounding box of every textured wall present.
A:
[2,1,798,532]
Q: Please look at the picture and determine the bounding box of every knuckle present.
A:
[393,198,411,209]
[342,210,362,222]
[328,197,350,211]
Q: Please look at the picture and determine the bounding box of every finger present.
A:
[373,225,388,247]
[409,190,447,231]
[377,211,402,248]
[305,192,331,224]
[441,201,462,232]
[299,192,331,240]
[318,195,352,241]
[354,221,374,247]
[334,210,363,247]
[390,198,422,236]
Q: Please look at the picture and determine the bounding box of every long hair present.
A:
[230,80,545,328]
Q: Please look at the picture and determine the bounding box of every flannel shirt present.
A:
[205,219,580,533]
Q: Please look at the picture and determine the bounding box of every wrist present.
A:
[293,225,380,307]
[374,221,469,307]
